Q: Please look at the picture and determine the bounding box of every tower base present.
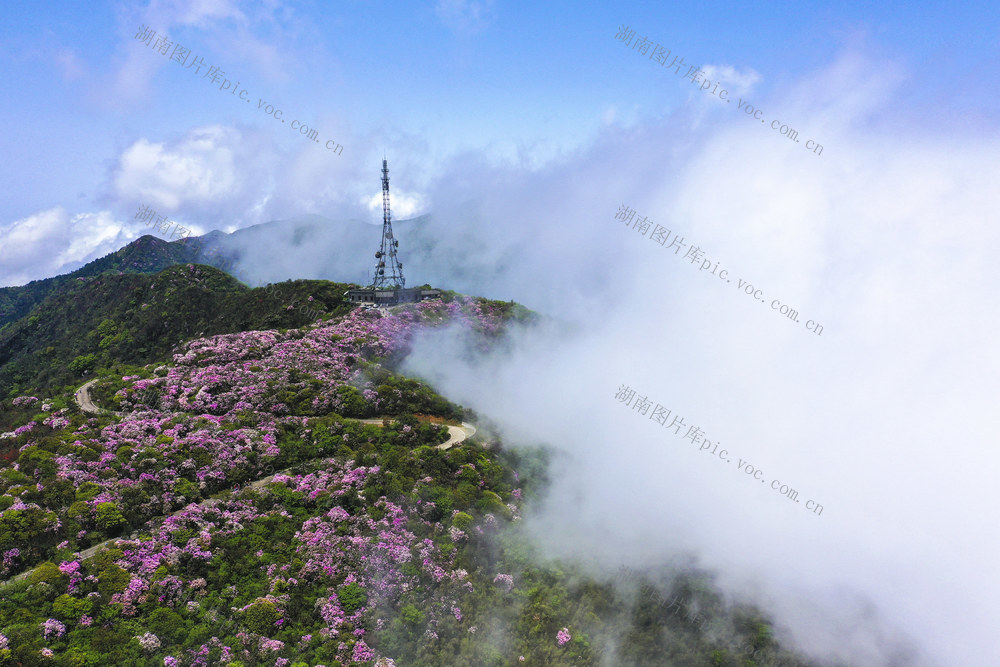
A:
[344,287,441,307]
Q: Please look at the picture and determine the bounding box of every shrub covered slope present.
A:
[0,288,813,666]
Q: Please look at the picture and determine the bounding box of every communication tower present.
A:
[344,159,440,307]
[370,158,405,289]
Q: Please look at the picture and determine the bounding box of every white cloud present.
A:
[384,47,1000,666]
[147,0,246,28]
[106,0,296,109]
[698,64,761,97]
[100,119,409,254]
[112,125,256,214]
[435,0,496,35]
[0,208,131,287]
[53,49,86,80]
[363,189,426,219]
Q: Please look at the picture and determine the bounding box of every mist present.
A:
[386,47,1000,666]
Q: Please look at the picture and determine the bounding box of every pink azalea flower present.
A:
[41,619,66,639]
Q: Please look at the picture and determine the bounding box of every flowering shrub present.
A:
[493,573,514,592]
[136,632,161,650]
[41,618,66,639]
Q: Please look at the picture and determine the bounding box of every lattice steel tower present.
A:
[370,158,405,289]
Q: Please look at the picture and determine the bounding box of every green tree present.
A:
[5,622,42,664]
[0,506,58,553]
[29,561,66,587]
[95,501,127,532]
[452,511,474,531]
[477,490,510,518]
[19,446,57,478]
[95,319,118,338]
[53,593,93,621]
[97,564,131,598]
[338,581,367,614]
[90,548,124,572]
[59,645,102,666]
[335,385,370,417]
[245,600,280,635]
[400,603,425,626]
[148,607,186,644]
[69,354,98,375]
[75,481,101,502]
[174,477,199,502]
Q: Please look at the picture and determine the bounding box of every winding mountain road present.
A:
[74,378,103,414]
[0,382,478,589]
[74,377,474,449]
[74,378,123,417]
[358,418,476,450]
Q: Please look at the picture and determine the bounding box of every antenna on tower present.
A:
[370,157,405,289]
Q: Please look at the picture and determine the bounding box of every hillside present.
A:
[2,211,514,333]
[0,272,812,665]
[0,264,358,403]
[0,235,199,330]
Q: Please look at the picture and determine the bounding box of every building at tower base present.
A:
[345,287,441,306]
[345,159,442,307]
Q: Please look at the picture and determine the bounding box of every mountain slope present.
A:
[0,296,814,666]
[0,235,200,330]
[0,264,357,399]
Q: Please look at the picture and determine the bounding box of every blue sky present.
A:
[3,2,1000,664]
[1,0,997,287]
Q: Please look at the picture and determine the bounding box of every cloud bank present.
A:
[391,47,1000,666]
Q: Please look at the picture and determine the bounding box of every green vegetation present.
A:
[0,264,356,400]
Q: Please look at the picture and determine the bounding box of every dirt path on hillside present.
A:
[358,418,476,450]
[74,379,103,414]
[73,382,475,451]
[5,386,480,590]
[72,380,476,451]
